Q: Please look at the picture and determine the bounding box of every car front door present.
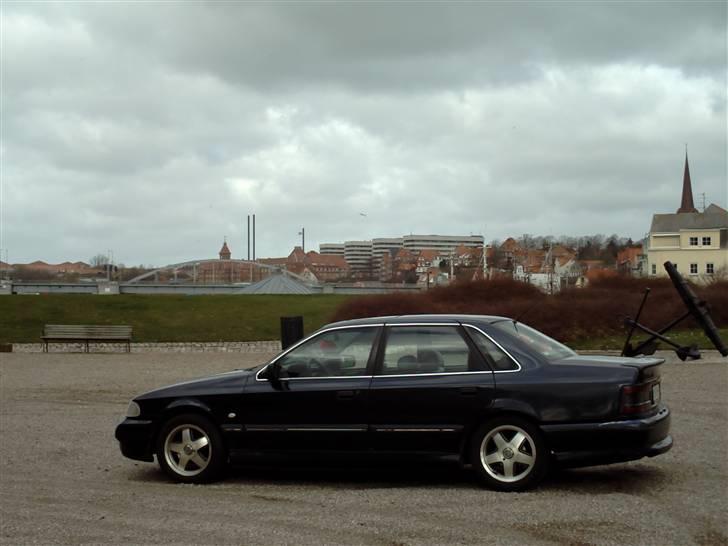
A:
[368,324,496,454]
[241,325,381,453]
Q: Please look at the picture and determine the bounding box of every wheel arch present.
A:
[152,399,218,447]
[461,404,545,463]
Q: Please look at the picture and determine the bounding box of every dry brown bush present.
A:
[331,277,727,343]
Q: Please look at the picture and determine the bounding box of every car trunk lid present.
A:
[554,355,664,416]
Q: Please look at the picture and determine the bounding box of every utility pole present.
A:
[247,215,250,260]
[252,214,256,261]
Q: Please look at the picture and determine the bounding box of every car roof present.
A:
[324,314,510,329]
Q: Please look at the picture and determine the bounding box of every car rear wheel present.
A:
[156,413,227,483]
[471,416,548,491]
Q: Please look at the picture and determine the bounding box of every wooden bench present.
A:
[42,325,133,353]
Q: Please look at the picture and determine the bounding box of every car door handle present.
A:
[337,390,357,400]
[460,387,478,396]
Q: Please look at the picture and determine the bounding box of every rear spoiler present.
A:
[619,356,664,371]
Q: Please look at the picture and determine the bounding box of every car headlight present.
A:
[126,400,141,418]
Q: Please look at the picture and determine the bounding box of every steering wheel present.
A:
[307,359,329,377]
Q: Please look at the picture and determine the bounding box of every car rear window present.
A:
[490,321,575,362]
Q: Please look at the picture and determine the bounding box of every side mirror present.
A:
[261,362,281,381]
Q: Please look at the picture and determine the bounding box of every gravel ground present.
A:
[1,351,726,546]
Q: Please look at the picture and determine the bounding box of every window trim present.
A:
[702,236,712,246]
[255,324,383,382]
[256,321,524,381]
[689,237,698,246]
[706,263,715,274]
[374,323,490,377]
[689,263,698,275]
[462,324,522,373]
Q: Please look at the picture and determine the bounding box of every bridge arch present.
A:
[126,259,313,285]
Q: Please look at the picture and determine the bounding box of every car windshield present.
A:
[491,320,576,362]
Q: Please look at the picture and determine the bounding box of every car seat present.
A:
[397,355,418,373]
[417,349,444,372]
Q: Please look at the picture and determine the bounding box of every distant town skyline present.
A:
[2,2,726,265]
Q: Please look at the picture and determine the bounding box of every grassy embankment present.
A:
[0,294,349,343]
[1,277,726,352]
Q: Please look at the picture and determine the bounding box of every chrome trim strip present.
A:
[246,425,368,432]
[276,375,373,381]
[255,324,384,382]
[384,322,461,327]
[374,428,459,432]
[290,428,367,432]
[373,370,493,379]
[462,324,523,373]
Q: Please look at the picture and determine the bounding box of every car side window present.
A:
[276,328,378,378]
[467,328,519,371]
[380,326,478,375]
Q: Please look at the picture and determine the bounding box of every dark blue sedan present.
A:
[116,315,672,491]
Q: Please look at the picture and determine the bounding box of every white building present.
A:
[372,238,404,269]
[402,234,484,254]
[646,154,728,282]
[344,241,373,274]
[319,243,345,256]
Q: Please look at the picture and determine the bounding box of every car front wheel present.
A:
[471,416,548,491]
[156,413,227,483]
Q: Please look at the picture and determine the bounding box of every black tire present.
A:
[470,416,549,492]
[156,413,227,484]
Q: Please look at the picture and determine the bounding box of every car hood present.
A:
[135,368,256,400]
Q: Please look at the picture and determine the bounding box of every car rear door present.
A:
[241,325,381,452]
[368,323,496,454]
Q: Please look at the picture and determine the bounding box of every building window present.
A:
[689,237,698,246]
[702,236,711,246]
[651,264,657,275]
[707,263,714,275]
[690,263,698,275]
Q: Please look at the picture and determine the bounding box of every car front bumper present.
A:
[541,405,672,468]
[115,418,155,462]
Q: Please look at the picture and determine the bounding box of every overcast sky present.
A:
[1,1,726,266]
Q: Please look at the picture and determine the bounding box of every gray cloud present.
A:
[1,1,726,265]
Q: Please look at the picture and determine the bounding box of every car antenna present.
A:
[513,300,540,330]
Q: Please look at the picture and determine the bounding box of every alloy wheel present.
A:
[163,424,212,477]
[480,424,536,483]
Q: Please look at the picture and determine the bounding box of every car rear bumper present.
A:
[541,405,672,468]
[115,418,155,462]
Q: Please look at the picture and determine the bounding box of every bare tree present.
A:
[90,254,109,267]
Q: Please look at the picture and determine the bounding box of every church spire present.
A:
[219,238,231,260]
[677,149,698,213]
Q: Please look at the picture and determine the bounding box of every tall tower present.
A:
[677,151,698,213]
[219,238,231,260]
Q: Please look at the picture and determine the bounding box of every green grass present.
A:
[2,294,725,351]
[0,294,350,343]
[569,328,728,351]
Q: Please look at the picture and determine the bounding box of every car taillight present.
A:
[620,381,660,415]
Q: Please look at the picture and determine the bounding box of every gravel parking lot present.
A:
[1,351,726,545]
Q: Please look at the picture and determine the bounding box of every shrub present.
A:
[331,277,727,343]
